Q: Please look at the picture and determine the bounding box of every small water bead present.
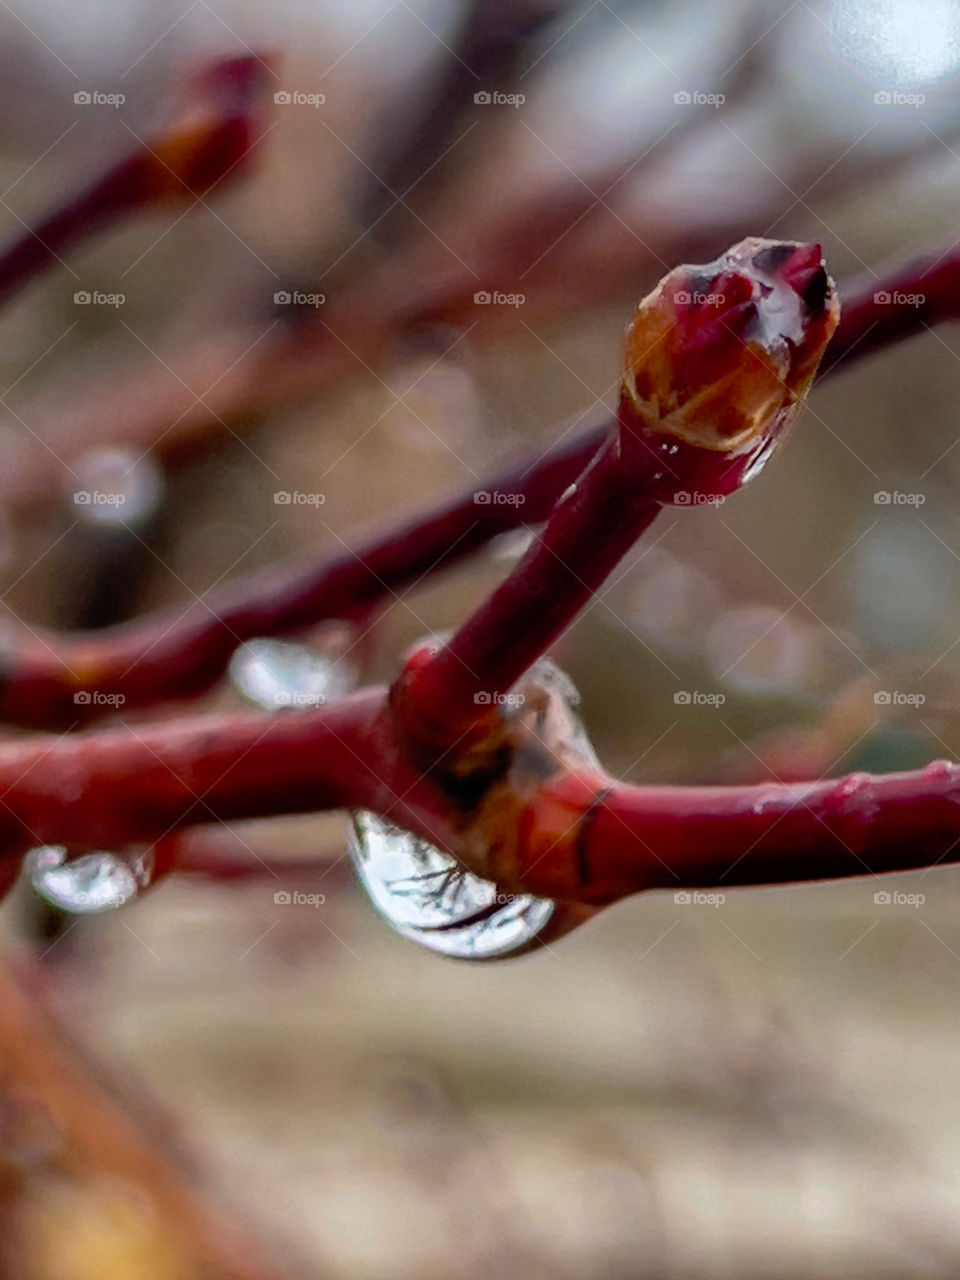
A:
[706,604,816,695]
[68,447,164,528]
[625,552,724,656]
[229,637,356,710]
[26,846,144,915]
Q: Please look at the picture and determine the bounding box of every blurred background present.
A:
[1,0,960,1275]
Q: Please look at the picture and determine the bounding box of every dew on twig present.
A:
[230,637,581,958]
[230,637,356,710]
[348,811,555,960]
[351,659,600,960]
[67,447,164,528]
[25,845,150,915]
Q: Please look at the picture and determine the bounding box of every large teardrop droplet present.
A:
[348,812,556,960]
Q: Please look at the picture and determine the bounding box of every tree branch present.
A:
[0,230,949,730]
[392,239,839,755]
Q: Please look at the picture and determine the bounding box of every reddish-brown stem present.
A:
[0,691,959,907]
[820,243,960,374]
[576,764,960,902]
[0,689,463,863]
[0,420,601,727]
[392,430,666,750]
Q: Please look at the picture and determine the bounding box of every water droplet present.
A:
[68,447,164,527]
[350,659,600,960]
[230,637,356,710]
[232,636,591,960]
[348,812,555,960]
[706,604,815,694]
[625,553,724,656]
[923,758,957,782]
[26,846,143,915]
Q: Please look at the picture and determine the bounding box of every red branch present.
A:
[820,242,960,373]
[0,689,958,907]
[393,239,838,753]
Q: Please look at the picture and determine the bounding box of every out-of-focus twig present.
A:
[0,950,302,1280]
[0,53,271,310]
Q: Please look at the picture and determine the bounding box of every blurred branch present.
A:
[0,228,949,729]
[0,53,271,310]
[820,240,960,374]
[0,949,302,1279]
[359,0,570,233]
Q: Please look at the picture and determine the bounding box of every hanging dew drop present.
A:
[348,812,555,960]
[26,846,143,915]
[228,636,595,960]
